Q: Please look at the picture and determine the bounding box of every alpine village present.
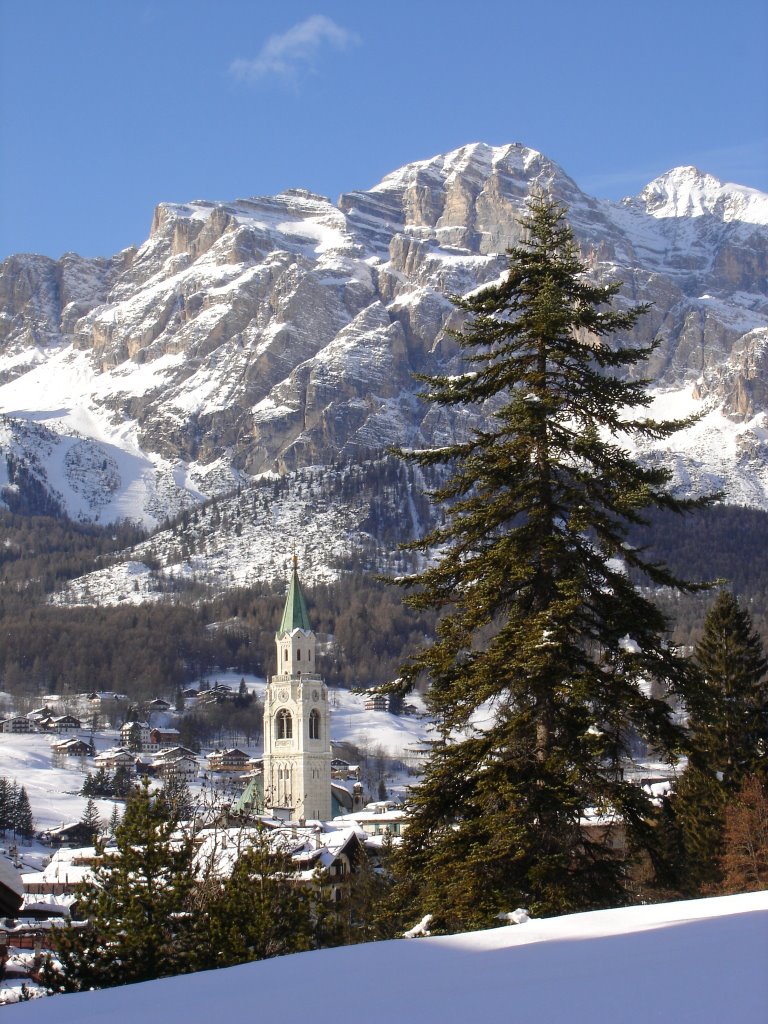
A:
[0,140,766,1014]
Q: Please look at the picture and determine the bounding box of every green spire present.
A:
[278,556,312,635]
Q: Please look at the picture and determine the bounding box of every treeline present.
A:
[0,502,766,700]
[0,511,145,603]
[203,573,438,689]
[0,604,256,698]
[626,504,768,646]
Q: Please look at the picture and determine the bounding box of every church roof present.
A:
[278,560,313,635]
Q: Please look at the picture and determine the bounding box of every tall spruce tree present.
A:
[671,590,768,892]
[392,196,712,928]
[689,589,768,786]
[43,781,196,992]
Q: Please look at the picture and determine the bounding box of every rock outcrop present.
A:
[0,143,766,525]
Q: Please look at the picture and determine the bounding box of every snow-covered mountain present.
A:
[1,143,767,588]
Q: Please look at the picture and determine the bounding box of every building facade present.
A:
[262,558,332,822]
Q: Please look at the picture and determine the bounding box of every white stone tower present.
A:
[262,557,332,821]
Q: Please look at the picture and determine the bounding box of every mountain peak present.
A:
[632,166,768,225]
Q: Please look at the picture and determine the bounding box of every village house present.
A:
[154,746,199,782]
[334,802,408,838]
[148,727,181,750]
[120,720,150,751]
[0,716,36,734]
[38,714,82,734]
[93,746,136,771]
[50,737,95,757]
[22,846,101,894]
[206,748,251,773]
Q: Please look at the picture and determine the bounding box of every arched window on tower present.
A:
[276,709,293,740]
[309,708,320,740]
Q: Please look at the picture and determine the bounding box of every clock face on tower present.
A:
[278,688,289,702]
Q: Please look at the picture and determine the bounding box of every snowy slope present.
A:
[7,892,767,1023]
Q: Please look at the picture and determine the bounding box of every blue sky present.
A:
[1,0,766,262]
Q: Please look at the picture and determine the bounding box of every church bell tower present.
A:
[262,557,332,821]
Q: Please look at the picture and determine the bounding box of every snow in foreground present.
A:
[7,892,767,1023]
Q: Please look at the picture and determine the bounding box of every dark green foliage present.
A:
[13,785,34,840]
[43,781,197,993]
[391,196,713,927]
[672,764,729,893]
[672,591,768,892]
[79,798,102,838]
[689,590,768,787]
[0,778,34,838]
[81,765,133,799]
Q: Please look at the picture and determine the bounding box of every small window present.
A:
[276,709,293,740]
[308,650,311,661]
[283,649,287,662]
[297,649,301,661]
[309,709,320,740]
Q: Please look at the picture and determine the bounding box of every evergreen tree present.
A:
[13,786,33,841]
[391,196,712,927]
[111,764,133,798]
[672,764,728,893]
[0,778,11,833]
[690,590,768,787]
[672,591,768,891]
[107,803,121,838]
[43,781,196,992]
[79,797,102,839]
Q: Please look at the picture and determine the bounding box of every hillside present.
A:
[7,892,767,1023]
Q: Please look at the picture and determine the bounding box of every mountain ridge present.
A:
[0,141,766,591]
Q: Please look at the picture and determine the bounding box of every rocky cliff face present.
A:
[0,142,766,530]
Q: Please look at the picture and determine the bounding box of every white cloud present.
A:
[230,15,359,83]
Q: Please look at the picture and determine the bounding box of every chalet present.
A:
[50,737,95,757]
[37,821,100,848]
[147,698,171,713]
[93,746,136,770]
[39,715,82,734]
[0,716,36,734]
[330,758,361,781]
[154,748,199,782]
[363,691,391,712]
[120,720,150,751]
[192,822,365,905]
[148,727,181,750]
[196,686,236,707]
[334,802,408,837]
[206,748,251,772]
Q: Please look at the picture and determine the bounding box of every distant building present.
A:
[262,557,332,822]
[39,715,82,734]
[51,737,95,757]
[0,716,36,734]
[120,721,150,751]
[206,748,251,773]
[148,727,181,750]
